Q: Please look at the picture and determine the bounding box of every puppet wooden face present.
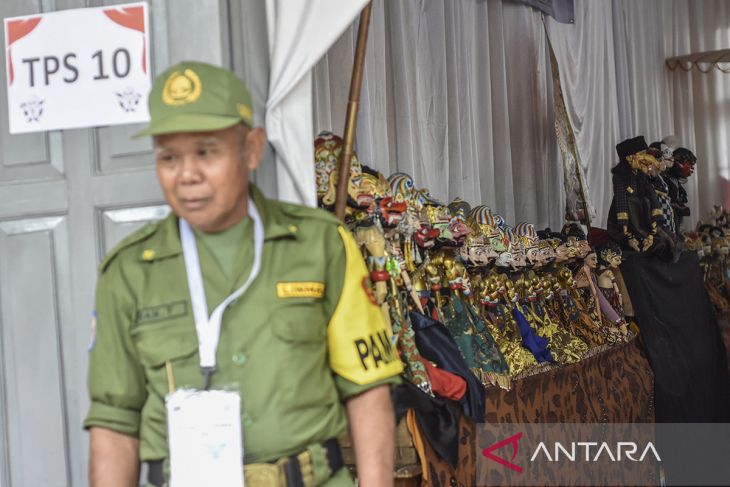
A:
[585,251,599,269]
[448,213,472,241]
[599,246,623,268]
[525,246,542,267]
[448,198,471,239]
[538,240,557,265]
[627,150,660,176]
[496,250,514,269]
[465,237,499,266]
[488,228,510,254]
[554,242,570,262]
[314,131,367,208]
[514,222,540,267]
[508,241,527,270]
[671,149,697,178]
[377,196,407,227]
[646,147,666,176]
[564,238,578,260]
[414,224,440,248]
[576,239,592,259]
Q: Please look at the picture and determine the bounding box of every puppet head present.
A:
[597,241,623,269]
[314,131,366,208]
[562,222,590,259]
[616,136,657,176]
[538,239,558,265]
[670,147,697,179]
[506,227,527,269]
[447,198,472,242]
[514,222,541,267]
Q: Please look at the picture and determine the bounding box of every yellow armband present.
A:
[327,227,403,385]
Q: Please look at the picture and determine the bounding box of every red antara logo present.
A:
[482,432,524,474]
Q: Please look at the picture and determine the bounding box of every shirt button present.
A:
[232,352,247,365]
[243,413,253,427]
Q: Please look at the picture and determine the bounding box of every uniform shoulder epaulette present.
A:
[99,221,160,273]
[278,201,342,226]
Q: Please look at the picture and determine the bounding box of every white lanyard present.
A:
[179,198,264,387]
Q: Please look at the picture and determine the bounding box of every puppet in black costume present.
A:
[648,141,677,234]
[607,136,679,261]
[664,147,697,231]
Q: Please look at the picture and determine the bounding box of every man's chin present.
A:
[176,211,212,231]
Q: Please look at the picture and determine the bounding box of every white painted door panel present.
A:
[0,1,228,485]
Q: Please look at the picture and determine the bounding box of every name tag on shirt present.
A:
[167,389,245,487]
[276,281,325,299]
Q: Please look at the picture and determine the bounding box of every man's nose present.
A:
[179,156,202,183]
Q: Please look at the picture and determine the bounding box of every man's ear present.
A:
[243,126,266,172]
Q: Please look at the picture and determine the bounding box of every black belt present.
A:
[147,438,343,487]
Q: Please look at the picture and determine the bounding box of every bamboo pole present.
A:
[335,2,373,221]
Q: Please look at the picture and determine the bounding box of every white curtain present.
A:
[545,1,622,229]
[665,0,730,225]
[264,0,368,206]
[547,0,730,229]
[313,0,730,231]
[545,0,675,228]
[313,0,564,230]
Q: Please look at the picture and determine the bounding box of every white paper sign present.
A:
[167,389,245,487]
[3,2,151,134]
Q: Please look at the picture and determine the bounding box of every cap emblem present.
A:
[162,69,202,106]
[236,103,252,122]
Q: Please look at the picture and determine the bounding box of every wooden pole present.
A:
[335,2,373,221]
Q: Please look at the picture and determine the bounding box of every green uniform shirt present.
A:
[194,218,249,280]
[84,185,402,463]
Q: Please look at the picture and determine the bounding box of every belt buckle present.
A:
[244,462,284,486]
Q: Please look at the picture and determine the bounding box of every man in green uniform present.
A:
[84,61,403,487]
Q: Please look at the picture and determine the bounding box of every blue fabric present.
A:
[512,307,553,363]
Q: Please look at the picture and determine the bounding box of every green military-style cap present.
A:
[134,60,253,138]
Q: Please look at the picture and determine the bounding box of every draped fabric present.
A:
[545,0,726,229]
[312,0,730,230]
[513,0,575,24]
[665,0,730,225]
[263,0,368,206]
[619,251,730,422]
[544,1,677,229]
[313,0,564,229]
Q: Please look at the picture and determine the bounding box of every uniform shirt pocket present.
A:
[267,301,335,409]
[131,319,198,367]
[270,301,327,343]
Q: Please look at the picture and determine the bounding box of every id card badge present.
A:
[167,389,245,487]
